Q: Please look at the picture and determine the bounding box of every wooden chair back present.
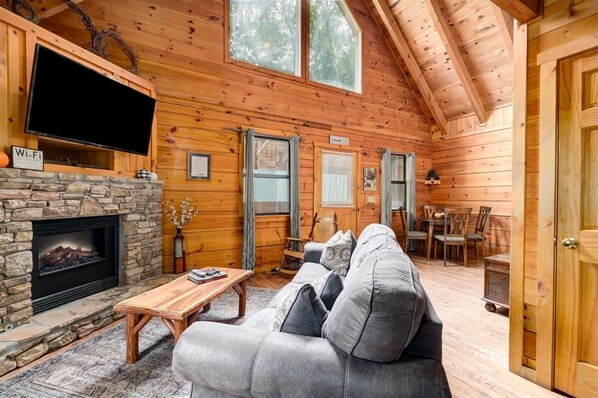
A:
[424,204,445,220]
[474,206,492,235]
[443,208,472,237]
[310,211,339,243]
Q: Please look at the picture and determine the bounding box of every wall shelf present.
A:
[425,179,441,185]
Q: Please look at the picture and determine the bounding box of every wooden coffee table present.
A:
[114,267,253,363]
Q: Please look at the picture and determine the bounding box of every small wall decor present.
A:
[188,152,211,180]
[363,167,377,191]
[11,146,44,171]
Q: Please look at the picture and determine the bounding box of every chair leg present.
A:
[463,244,468,267]
[482,239,486,258]
[434,241,437,260]
[474,241,478,258]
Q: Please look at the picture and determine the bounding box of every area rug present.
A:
[0,286,277,398]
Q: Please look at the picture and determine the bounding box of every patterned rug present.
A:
[0,287,277,398]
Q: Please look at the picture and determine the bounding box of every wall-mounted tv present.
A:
[25,44,156,156]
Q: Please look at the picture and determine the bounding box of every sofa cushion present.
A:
[320,230,354,276]
[350,224,399,271]
[270,284,328,337]
[348,235,402,278]
[323,248,426,363]
[291,261,332,285]
[311,270,344,310]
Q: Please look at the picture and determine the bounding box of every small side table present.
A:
[482,253,510,312]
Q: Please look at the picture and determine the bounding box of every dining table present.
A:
[419,213,446,260]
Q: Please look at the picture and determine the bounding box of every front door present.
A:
[314,147,358,235]
[554,50,598,397]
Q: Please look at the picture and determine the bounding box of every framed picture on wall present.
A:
[363,167,377,191]
[188,152,211,180]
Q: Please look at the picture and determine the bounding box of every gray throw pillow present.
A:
[269,284,328,337]
[311,270,344,310]
[320,230,354,276]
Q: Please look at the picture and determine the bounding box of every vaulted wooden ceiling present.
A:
[3,0,521,132]
[369,0,516,131]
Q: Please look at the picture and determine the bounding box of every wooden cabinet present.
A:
[483,253,510,312]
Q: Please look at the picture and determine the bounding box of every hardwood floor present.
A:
[253,255,563,398]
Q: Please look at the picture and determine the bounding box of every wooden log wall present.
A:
[35,0,433,273]
[510,0,598,384]
[0,7,157,177]
[430,105,513,256]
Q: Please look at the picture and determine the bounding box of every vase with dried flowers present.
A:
[163,197,199,273]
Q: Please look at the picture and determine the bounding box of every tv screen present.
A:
[25,44,156,156]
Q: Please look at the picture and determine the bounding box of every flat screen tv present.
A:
[25,44,156,156]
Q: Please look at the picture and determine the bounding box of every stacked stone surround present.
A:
[0,168,163,333]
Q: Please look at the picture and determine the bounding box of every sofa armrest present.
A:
[303,242,326,263]
[172,322,346,397]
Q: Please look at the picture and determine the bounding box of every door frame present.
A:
[531,37,598,389]
[313,143,361,233]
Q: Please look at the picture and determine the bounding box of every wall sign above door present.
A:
[329,135,349,145]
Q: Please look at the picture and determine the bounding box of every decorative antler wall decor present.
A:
[62,0,138,73]
[6,0,38,23]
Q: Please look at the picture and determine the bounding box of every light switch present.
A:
[367,195,375,205]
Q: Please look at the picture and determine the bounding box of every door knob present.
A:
[561,237,579,249]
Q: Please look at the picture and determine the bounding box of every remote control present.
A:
[205,268,219,275]
[191,269,207,277]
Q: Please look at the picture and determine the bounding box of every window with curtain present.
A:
[321,150,354,206]
[391,154,406,210]
[228,0,362,93]
[253,136,290,214]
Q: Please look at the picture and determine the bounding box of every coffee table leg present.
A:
[233,281,247,316]
[202,302,211,313]
[125,313,140,364]
[173,319,187,344]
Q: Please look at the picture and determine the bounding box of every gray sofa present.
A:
[172,224,452,398]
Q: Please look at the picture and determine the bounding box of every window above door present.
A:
[227,0,362,93]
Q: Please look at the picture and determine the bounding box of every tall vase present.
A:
[174,227,187,274]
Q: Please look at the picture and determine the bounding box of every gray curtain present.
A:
[380,148,392,227]
[406,152,417,247]
[289,135,301,246]
[242,128,255,271]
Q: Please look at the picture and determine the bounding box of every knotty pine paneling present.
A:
[35,0,432,273]
[431,105,513,256]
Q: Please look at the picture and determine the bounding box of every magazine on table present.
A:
[187,268,228,284]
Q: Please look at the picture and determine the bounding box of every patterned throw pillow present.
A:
[269,284,328,337]
[320,230,353,276]
[311,270,344,310]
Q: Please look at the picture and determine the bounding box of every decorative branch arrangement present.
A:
[6,0,38,23]
[163,197,199,230]
[4,0,138,74]
[62,0,138,73]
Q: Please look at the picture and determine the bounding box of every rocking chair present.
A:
[277,211,338,274]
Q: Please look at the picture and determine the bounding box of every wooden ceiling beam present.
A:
[491,3,514,61]
[490,0,539,24]
[371,0,447,133]
[424,0,487,124]
[38,0,84,20]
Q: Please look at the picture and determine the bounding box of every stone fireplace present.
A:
[32,215,119,314]
[0,168,163,333]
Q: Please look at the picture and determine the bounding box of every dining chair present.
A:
[467,206,492,258]
[423,204,445,260]
[398,207,428,254]
[433,207,472,267]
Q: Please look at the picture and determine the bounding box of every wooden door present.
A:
[314,147,358,234]
[554,51,598,397]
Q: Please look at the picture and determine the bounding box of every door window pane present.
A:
[322,151,354,206]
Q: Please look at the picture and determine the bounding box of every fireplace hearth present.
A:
[32,215,119,314]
